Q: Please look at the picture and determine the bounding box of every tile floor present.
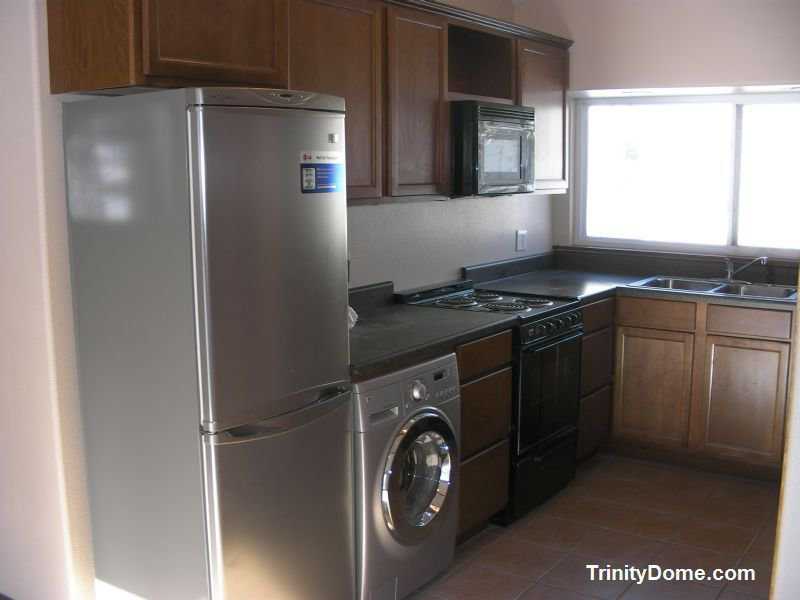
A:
[412,454,780,600]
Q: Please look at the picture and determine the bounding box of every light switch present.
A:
[516,229,528,252]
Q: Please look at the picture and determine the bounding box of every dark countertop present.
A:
[349,304,516,382]
[481,269,641,302]
[348,268,796,381]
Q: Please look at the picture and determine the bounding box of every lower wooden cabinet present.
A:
[612,295,792,472]
[458,440,509,538]
[581,326,613,396]
[460,368,512,458]
[691,335,790,465]
[456,330,512,538]
[577,385,612,460]
[614,326,694,448]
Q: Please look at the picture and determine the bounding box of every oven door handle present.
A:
[521,328,583,353]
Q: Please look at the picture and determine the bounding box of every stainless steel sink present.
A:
[715,283,798,300]
[632,277,723,292]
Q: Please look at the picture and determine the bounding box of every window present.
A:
[575,93,800,255]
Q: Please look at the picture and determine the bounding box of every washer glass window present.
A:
[382,412,456,542]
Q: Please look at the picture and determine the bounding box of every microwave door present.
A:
[478,121,535,194]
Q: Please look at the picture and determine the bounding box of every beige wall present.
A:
[348,194,552,290]
[515,0,800,90]
[0,1,93,599]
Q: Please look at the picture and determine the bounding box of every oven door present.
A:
[516,330,582,456]
[478,120,535,195]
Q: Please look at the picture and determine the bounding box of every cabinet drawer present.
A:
[577,385,612,460]
[458,439,510,537]
[461,368,512,459]
[581,327,613,395]
[456,330,512,382]
[582,298,615,333]
[706,304,793,341]
[616,297,696,332]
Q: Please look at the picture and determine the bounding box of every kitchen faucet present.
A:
[723,256,768,281]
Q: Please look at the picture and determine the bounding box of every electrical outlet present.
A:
[515,229,528,252]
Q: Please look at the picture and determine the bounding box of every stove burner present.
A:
[520,298,554,307]
[474,291,503,301]
[436,296,479,307]
[484,301,530,312]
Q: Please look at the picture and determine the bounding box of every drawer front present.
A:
[458,439,510,537]
[616,296,696,332]
[706,304,793,341]
[456,330,512,382]
[582,298,615,333]
[581,326,613,396]
[577,385,612,460]
[461,367,512,459]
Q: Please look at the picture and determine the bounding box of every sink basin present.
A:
[633,277,723,292]
[715,283,798,299]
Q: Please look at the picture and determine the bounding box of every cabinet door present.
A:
[693,335,789,465]
[516,39,568,191]
[458,440,509,538]
[577,385,612,460]
[386,6,448,196]
[614,327,694,447]
[581,326,613,396]
[143,0,288,86]
[289,0,383,200]
[460,368,512,459]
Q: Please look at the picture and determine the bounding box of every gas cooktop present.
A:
[397,280,577,320]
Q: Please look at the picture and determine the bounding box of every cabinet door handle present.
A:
[523,48,549,57]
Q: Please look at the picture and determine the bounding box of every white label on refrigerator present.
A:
[299,150,343,164]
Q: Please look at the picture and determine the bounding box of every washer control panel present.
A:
[353,353,460,432]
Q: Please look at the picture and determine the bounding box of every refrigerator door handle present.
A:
[214,388,351,444]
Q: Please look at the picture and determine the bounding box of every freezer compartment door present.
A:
[190,105,349,431]
[203,391,355,600]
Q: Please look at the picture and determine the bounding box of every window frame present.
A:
[572,91,800,259]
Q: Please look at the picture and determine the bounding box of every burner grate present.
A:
[436,296,479,307]
[474,291,503,301]
[484,301,530,312]
[520,298,554,307]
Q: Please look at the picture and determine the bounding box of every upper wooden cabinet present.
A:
[386,6,449,196]
[289,0,383,200]
[47,0,573,200]
[143,0,287,84]
[448,24,515,102]
[48,0,289,93]
[516,39,568,192]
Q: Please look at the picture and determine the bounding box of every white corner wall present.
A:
[0,1,93,599]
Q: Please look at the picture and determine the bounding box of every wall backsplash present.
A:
[347,194,553,291]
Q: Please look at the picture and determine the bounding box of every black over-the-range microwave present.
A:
[451,100,535,196]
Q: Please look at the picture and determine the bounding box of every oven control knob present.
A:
[556,319,565,328]
[410,380,428,403]
[545,322,555,334]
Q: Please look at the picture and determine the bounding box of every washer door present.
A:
[381,411,457,544]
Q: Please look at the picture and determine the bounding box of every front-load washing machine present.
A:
[352,353,460,600]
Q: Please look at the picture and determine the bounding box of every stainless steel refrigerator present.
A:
[64,88,353,599]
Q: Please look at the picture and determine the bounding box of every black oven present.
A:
[497,308,583,523]
[451,101,535,196]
